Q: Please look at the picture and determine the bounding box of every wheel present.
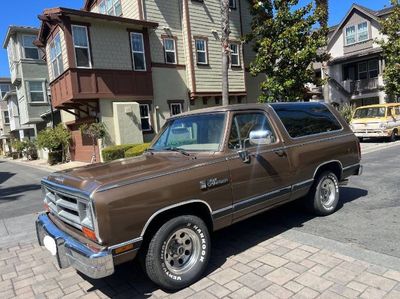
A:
[306,171,339,216]
[389,130,397,142]
[143,215,210,290]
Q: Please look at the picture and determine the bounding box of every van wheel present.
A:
[389,130,397,142]
[307,171,339,216]
[144,215,210,290]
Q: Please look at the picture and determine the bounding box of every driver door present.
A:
[226,111,293,221]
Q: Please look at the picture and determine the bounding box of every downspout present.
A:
[183,0,196,98]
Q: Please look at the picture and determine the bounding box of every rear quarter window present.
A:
[271,103,342,138]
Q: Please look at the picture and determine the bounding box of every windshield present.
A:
[354,107,386,119]
[152,113,226,152]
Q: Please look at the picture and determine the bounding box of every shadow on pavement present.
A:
[0,184,41,202]
[0,172,16,185]
[79,186,367,297]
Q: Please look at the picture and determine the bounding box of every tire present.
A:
[306,171,340,216]
[389,130,396,142]
[143,215,210,290]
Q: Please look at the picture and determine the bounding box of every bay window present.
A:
[130,32,146,71]
[72,25,92,68]
[28,81,46,103]
[22,35,39,60]
[49,33,64,78]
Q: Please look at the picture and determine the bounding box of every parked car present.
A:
[350,103,400,142]
[36,103,362,290]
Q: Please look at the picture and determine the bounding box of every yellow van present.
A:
[350,103,400,141]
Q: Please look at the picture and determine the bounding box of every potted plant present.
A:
[36,124,71,165]
[80,122,106,163]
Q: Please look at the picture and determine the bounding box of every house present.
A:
[0,78,13,154]
[317,4,394,107]
[2,26,56,141]
[36,0,257,162]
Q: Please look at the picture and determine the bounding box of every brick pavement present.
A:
[1,214,400,299]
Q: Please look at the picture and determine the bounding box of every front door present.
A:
[226,111,293,221]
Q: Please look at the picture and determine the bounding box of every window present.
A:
[72,25,91,68]
[230,43,240,66]
[368,60,379,78]
[345,22,369,45]
[28,81,46,103]
[195,39,208,65]
[130,32,146,71]
[99,0,122,16]
[271,103,342,138]
[358,22,368,42]
[228,113,276,149]
[0,84,10,99]
[7,43,14,69]
[22,35,39,60]
[229,0,236,9]
[139,104,151,131]
[345,25,356,45]
[3,111,10,124]
[170,103,182,116]
[358,62,368,80]
[49,33,64,78]
[163,38,177,64]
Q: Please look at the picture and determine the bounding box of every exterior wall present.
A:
[245,72,265,103]
[121,0,141,19]
[7,95,21,131]
[45,27,68,81]
[240,0,255,67]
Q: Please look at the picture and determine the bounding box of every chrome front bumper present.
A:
[36,213,114,279]
[354,130,391,138]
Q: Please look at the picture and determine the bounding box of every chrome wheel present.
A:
[164,228,201,275]
[319,177,336,209]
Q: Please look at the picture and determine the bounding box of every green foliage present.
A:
[36,124,71,151]
[101,144,137,162]
[80,122,106,140]
[11,139,26,153]
[124,143,150,158]
[246,0,330,102]
[23,139,38,160]
[338,104,355,124]
[378,0,400,101]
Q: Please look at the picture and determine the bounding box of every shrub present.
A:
[125,143,150,158]
[101,144,137,162]
[11,139,25,155]
[338,104,355,124]
[36,124,71,164]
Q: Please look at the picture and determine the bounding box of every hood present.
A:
[45,153,200,196]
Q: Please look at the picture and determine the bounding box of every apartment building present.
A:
[317,4,394,107]
[3,26,53,140]
[37,0,257,162]
[0,78,13,154]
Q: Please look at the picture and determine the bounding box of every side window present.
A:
[272,104,342,138]
[228,113,276,149]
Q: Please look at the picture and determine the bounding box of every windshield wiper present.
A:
[163,147,191,156]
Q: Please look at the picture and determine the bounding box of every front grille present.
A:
[44,186,91,230]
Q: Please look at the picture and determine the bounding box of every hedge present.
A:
[125,143,150,158]
[101,144,137,162]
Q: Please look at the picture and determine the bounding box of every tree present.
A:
[246,0,330,102]
[221,0,230,106]
[378,0,400,102]
[80,122,106,163]
[36,124,71,164]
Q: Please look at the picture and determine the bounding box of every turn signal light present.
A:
[44,203,50,212]
[114,244,134,255]
[82,227,97,241]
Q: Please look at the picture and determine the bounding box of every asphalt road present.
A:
[0,161,49,219]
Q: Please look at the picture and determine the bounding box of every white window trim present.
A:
[345,21,369,46]
[163,38,177,64]
[195,39,208,65]
[139,104,152,132]
[22,35,39,60]
[98,0,122,16]
[49,33,63,79]
[130,32,147,71]
[27,81,47,103]
[3,111,10,125]
[170,103,183,116]
[71,25,92,69]
[229,0,236,9]
[230,43,240,67]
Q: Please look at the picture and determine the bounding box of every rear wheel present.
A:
[143,215,210,290]
[306,171,339,216]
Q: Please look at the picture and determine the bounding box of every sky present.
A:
[0,0,394,77]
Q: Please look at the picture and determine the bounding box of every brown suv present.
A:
[36,103,362,290]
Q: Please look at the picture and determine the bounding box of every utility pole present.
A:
[221,0,230,106]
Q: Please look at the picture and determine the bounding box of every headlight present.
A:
[79,201,94,230]
[379,123,387,129]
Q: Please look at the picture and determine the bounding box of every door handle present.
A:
[274,149,286,157]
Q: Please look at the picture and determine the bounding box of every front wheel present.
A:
[143,215,210,290]
[389,130,397,142]
[306,171,339,216]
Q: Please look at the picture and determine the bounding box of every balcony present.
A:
[49,68,154,108]
[342,77,380,95]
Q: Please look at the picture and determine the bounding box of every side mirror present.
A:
[249,130,273,145]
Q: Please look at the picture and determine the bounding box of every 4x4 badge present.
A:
[200,178,229,190]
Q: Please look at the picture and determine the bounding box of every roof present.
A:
[0,77,12,84]
[37,7,158,45]
[2,25,39,49]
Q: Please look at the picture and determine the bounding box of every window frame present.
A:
[139,103,152,132]
[0,84,10,99]
[22,35,40,60]
[49,33,64,79]
[3,111,10,125]
[27,81,47,103]
[170,102,183,116]
[357,21,368,42]
[195,38,208,65]
[71,25,92,69]
[130,32,147,71]
[163,37,177,64]
[98,0,123,16]
[345,22,369,46]
[229,43,240,67]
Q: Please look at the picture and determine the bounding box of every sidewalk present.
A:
[0,157,88,173]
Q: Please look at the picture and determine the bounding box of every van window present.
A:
[271,103,342,138]
[354,107,386,118]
